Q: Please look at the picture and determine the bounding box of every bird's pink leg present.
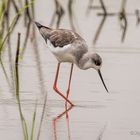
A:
[65,63,74,109]
[53,63,74,106]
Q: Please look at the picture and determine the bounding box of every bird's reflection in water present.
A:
[52,104,73,140]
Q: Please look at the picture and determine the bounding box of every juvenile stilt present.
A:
[35,22,109,106]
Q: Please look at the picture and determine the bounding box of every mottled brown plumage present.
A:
[49,30,83,47]
[35,22,84,48]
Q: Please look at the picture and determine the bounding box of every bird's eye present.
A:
[95,60,101,66]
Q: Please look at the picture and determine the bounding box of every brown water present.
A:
[0,0,140,140]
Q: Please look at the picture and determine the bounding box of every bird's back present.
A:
[41,28,84,46]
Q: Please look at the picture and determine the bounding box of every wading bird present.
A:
[35,22,108,106]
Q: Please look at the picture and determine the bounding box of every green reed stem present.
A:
[30,100,37,140]
[0,0,8,25]
[15,33,29,140]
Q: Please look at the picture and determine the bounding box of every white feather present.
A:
[47,40,76,63]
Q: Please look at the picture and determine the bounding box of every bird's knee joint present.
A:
[53,85,58,91]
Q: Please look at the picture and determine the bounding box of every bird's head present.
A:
[89,53,102,70]
[80,52,109,93]
[81,53,102,70]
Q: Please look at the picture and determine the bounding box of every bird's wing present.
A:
[48,29,84,47]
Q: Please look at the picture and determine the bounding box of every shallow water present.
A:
[0,0,140,140]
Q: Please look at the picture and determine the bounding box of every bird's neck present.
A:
[78,52,90,70]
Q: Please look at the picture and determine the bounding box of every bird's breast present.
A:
[47,40,76,63]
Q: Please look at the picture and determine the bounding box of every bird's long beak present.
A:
[98,69,109,93]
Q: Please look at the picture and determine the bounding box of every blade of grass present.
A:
[0,0,7,45]
[30,100,38,140]
[37,94,47,140]
[0,0,8,25]
[15,33,29,140]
